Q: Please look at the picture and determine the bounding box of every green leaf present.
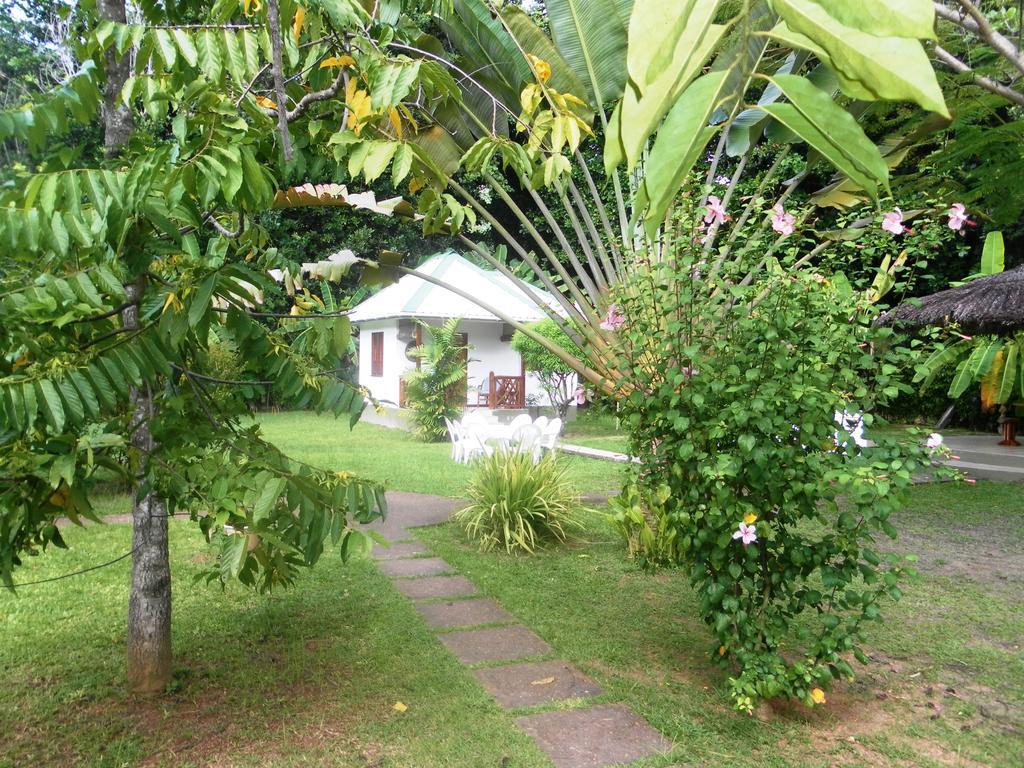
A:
[35,379,65,432]
[222,533,248,579]
[361,141,398,183]
[611,0,726,170]
[371,61,421,109]
[58,379,84,425]
[86,365,117,410]
[811,0,936,40]
[172,29,199,68]
[153,29,177,69]
[762,74,888,195]
[253,476,287,522]
[996,342,1018,404]
[948,340,1001,398]
[914,338,969,390]
[68,370,100,418]
[771,0,948,116]
[189,273,218,327]
[546,0,630,108]
[980,231,1004,275]
[391,143,413,186]
[198,29,224,81]
[638,71,727,236]
[223,29,247,85]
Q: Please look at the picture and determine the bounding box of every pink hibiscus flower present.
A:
[704,195,729,226]
[947,203,970,231]
[732,521,757,546]
[881,208,905,235]
[600,305,626,331]
[771,204,796,236]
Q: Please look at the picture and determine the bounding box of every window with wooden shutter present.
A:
[370,332,384,377]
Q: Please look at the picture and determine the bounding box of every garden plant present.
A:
[402,318,471,441]
[455,450,586,554]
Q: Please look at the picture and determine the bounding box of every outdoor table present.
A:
[464,422,516,451]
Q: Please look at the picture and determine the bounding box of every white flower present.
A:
[926,433,943,450]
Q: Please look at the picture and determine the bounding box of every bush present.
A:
[606,256,952,713]
[511,319,585,419]
[455,452,586,554]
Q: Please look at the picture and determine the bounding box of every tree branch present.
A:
[934,45,1024,106]
[935,1,1024,78]
[208,306,352,318]
[172,364,274,387]
[265,0,294,162]
[70,301,136,324]
[285,69,346,121]
[203,212,245,238]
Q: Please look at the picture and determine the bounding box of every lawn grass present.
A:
[0,519,551,768]
[1,410,1021,768]
[561,410,629,453]
[256,411,625,498]
[420,481,1024,768]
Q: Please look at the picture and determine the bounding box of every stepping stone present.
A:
[439,625,551,665]
[416,598,515,629]
[392,575,478,600]
[516,704,671,768]
[474,660,602,709]
[378,557,454,578]
[371,541,429,560]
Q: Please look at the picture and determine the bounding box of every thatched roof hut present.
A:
[878,265,1024,335]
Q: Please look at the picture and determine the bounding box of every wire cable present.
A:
[9,545,138,588]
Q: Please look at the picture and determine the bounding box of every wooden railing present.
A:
[488,371,525,409]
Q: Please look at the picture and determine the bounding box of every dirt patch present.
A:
[766,678,992,768]
[880,516,1024,600]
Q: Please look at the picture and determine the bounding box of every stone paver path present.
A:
[368,491,674,767]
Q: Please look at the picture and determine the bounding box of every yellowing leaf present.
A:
[292,6,305,46]
[320,55,356,68]
[527,53,551,83]
[162,292,181,313]
[345,82,372,134]
[408,176,425,194]
[388,107,403,139]
[255,95,277,110]
[980,350,1004,411]
[392,701,408,712]
[243,0,262,17]
[530,676,556,686]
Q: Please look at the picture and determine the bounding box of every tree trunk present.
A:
[123,283,172,694]
[97,0,133,154]
[99,0,173,694]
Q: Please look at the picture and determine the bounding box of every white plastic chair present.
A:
[463,409,486,425]
[444,417,461,462]
[460,420,493,463]
[539,417,562,454]
[533,415,549,431]
[508,413,533,432]
[511,424,543,461]
[834,410,869,449]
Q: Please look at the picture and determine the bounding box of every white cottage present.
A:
[349,251,570,409]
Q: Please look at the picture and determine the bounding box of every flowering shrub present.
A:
[606,249,950,713]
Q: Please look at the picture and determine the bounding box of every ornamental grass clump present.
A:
[455,452,586,554]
